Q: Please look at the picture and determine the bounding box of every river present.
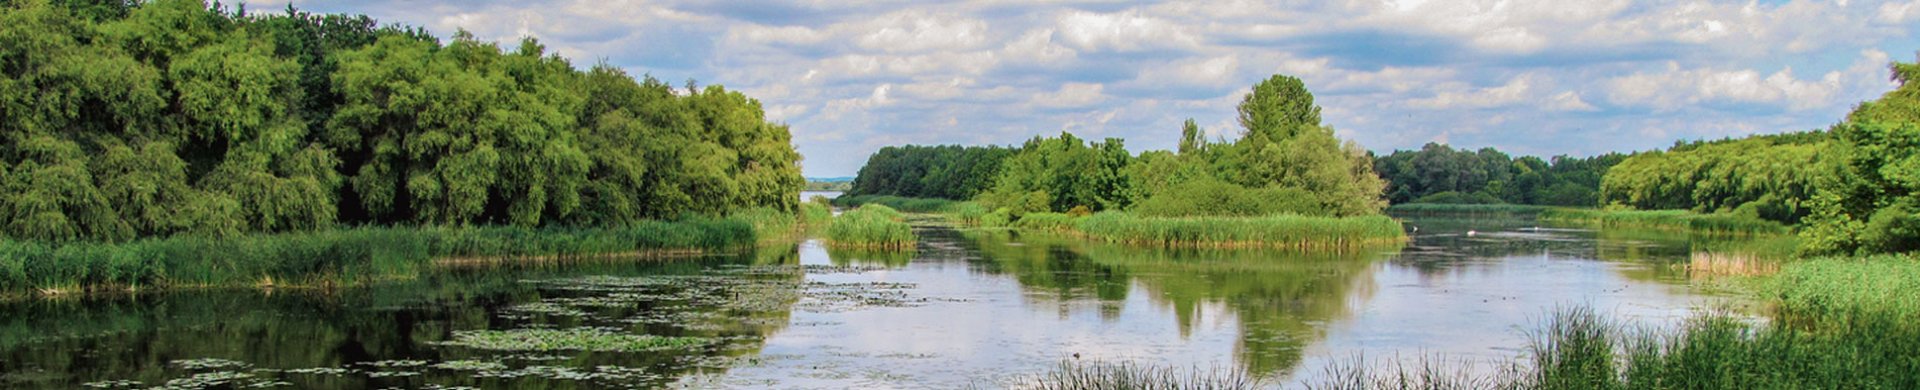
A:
[0,213,1753,389]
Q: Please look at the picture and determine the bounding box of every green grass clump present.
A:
[801,197,834,227]
[1769,255,1920,327]
[1003,361,1263,390]
[0,216,768,295]
[947,202,991,226]
[1013,212,1079,232]
[436,327,710,352]
[1073,212,1406,250]
[981,208,1014,228]
[1386,203,1552,216]
[1540,208,1789,236]
[1306,301,1920,389]
[831,194,964,213]
[825,204,917,250]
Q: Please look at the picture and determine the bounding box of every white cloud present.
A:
[1546,91,1600,112]
[1407,74,1536,110]
[1605,50,1891,112]
[1030,83,1108,109]
[1055,9,1200,52]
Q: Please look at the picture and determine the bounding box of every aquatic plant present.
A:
[831,195,965,213]
[999,361,1264,390]
[436,327,710,352]
[1012,212,1079,232]
[0,216,772,295]
[825,205,917,250]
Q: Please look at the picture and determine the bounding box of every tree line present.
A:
[846,75,1388,218]
[0,0,803,242]
[1373,144,1626,206]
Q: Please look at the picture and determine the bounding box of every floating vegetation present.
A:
[432,360,508,371]
[279,367,351,376]
[81,380,141,388]
[171,358,251,371]
[435,327,711,352]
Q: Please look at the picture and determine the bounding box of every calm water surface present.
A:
[0,215,1756,389]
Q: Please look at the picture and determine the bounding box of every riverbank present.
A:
[0,213,810,298]
[1539,208,1790,236]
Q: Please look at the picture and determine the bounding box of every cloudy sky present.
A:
[250,0,1920,177]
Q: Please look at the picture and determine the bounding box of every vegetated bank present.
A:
[838,74,1404,249]
[0,1,805,296]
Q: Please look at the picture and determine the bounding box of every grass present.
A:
[1072,212,1407,250]
[824,204,917,250]
[1013,212,1079,232]
[801,196,834,227]
[831,194,967,213]
[997,361,1264,390]
[1305,255,1920,389]
[1386,203,1553,216]
[1538,208,1790,236]
[0,214,790,296]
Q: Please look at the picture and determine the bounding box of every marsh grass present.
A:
[1072,212,1406,250]
[998,361,1264,390]
[0,216,773,296]
[1013,212,1080,232]
[1305,298,1920,389]
[1684,252,1781,278]
[824,204,917,250]
[801,197,834,227]
[1386,204,1553,216]
[831,194,966,213]
[1539,209,1788,236]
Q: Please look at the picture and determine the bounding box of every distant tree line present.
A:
[847,75,1388,218]
[1373,144,1626,206]
[845,145,1012,200]
[0,0,802,242]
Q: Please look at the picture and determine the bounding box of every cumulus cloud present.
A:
[271,0,1920,175]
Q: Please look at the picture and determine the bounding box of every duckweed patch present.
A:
[435,327,711,352]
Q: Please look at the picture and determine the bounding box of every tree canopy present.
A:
[0,0,802,242]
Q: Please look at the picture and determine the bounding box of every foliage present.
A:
[800,197,832,227]
[0,0,802,242]
[1799,63,1920,254]
[824,204,916,250]
[1130,176,1321,217]
[1599,131,1826,224]
[845,144,1013,200]
[977,133,1134,213]
[1409,191,1504,205]
[1373,142,1627,207]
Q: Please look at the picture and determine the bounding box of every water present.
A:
[0,215,1756,389]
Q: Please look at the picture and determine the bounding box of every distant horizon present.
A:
[251,1,1920,176]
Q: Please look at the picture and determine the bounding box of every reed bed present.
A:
[1386,203,1553,216]
[1304,266,1920,390]
[831,194,966,213]
[1539,208,1789,236]
[998,361,1264,390]
[1071,212,1407,250]
[1013,212,1080,232]
[801,198,834,227]
[1684,251,1781,278]
[0,217,775,296]
[824,204,917,250]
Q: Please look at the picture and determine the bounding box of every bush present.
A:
[1131,178,1322,218]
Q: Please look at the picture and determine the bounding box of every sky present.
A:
[246,0,1920,177]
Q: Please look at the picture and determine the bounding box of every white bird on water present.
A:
[1467,230,1478,237]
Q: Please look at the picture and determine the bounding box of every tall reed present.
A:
[1,217,769,295]
[824,204,917,250]
[1072,212,1406,250]
[1539,208,1789,236]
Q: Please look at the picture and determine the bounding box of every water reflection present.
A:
[0,214,1764,389]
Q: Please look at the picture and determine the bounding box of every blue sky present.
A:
[251,0,1920,177]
